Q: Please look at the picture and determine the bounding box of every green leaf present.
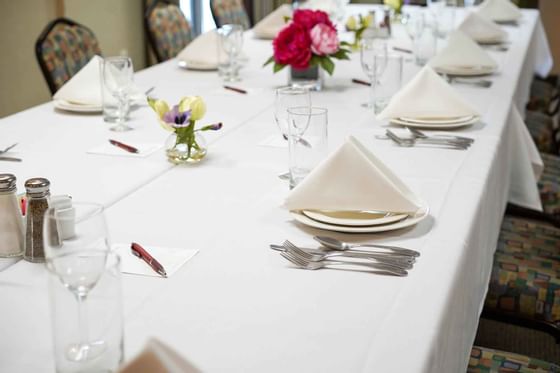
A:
[263,56,275,67]
[319,57,335,75]
[273,62,287,73]
[340,41,352,47]
[309,55,321,67]
[330,50,348,60]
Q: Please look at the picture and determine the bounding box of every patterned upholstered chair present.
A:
[525,111,558,154]
[539,153,560,218]
[35,18,102,95]
[210,0,251,29]
[483,215,560,339]
[467,346,560,372]
[527,78,559,115]
[145,0,194,62]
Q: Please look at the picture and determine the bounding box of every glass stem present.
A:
[76,293,90,348]
[369,77,375,107]
[117,95,126,126]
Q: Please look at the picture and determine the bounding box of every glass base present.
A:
[66,340,107,362]
[109,123,133,132]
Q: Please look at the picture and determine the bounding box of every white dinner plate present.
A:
[434,65,496,77]
[178,60,218,71]
[53,99,102,113]
[290,204,429,233]
[391,116,480,129]
[399,115,476,125]
[302,209,409,227]
[476,37,507,45]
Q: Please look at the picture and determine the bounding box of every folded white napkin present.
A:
[477,0,522,23]
[177,30,220,69]
[253,4,292,39]
[458,11,507,43]
[285,136,422,214]
[113,244,198,278]
[53,55,144,107]
[119,338,201,373]
[300,0,344,18]
[376,66,479,120]
[430,30,497,71]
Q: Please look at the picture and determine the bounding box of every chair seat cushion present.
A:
[468,346,560,372]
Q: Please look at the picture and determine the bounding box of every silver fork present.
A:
[280,251,408,276]
[386,130,469,150]
[282,241,414,269]
[406,127,474,144]
[444,75,492,88]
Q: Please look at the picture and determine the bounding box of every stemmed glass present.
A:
[360,38,387,108]
[218,24,244,82]
[102,57,134,132]
[427,0,456,38]
[402,11,425,43]
[43,203,111,363]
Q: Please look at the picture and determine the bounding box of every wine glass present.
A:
[218,24,244,82]
[402,11,425,42]
[102,57,134,132]
[274,87,311,140]
[43,203,111,362]
[360,38,387,108]
[427,0,456,38]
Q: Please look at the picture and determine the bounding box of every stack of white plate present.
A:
[290,204,430,233]
[434,64,496,77]
[390,115,480,129]
[53,99,102,113]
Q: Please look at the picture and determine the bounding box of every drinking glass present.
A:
[217,24,244,82]
[428,0,457,38]
[413,23,437,66]
[43,203,112,364]
[360,38,387,108]
[373,54,403,114]
[102,57,134,131]
[402,11,425,43]
[274,87,311,140]
[287,107,328,189]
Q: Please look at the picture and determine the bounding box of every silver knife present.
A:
[0,156,22,162]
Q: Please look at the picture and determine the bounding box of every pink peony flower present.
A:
[273,23,312,69]
[310,23,339,56]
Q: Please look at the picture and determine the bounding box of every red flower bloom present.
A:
[293,9,335,32]
[273,23,312,69]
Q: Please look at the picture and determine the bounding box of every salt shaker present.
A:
[0,174,24,257]
[24,177,52,262]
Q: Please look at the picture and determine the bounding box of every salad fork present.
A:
[282,240,414,269]
[280,251,408,276]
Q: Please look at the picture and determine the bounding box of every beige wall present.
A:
[0,0,147,118]
[540,0,560,74]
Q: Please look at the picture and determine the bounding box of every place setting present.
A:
[458,11,509,47]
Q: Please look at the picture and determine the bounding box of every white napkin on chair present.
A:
[285,136,422,214]
[119,338,201,373]
[177,30,220,69]
[253,4,292,39]
[376,66,479,120]
[458,11,507,43]
[430,30,497,71]
[477,0,522,23]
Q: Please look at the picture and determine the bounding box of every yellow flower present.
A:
[147,97,170,119]
[345,15,357,31]
[179,96,206,121]
[384,0,403,12]
[363,13,374,28]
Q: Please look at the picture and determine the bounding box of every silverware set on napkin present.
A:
[381,128,474,150]
[271,236,420,276]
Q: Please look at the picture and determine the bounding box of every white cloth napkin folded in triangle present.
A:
[177,30,220,69]
[458,11,507,43]
[477,0,522,23]
[430,30,497,70]
[119,338,202,373]
[53,55,143,107]
[253,4,292,39]
[376,66,480,120]
[285,136,422,214]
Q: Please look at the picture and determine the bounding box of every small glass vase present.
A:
[288,65,324,91]
[165,132,207,164]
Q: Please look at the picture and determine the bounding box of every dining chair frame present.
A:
[209,0,252,29]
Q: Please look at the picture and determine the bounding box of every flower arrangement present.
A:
[345,13,374,51]
[264,9,350,76]
[384,0,404,16]
[147,96,222,163]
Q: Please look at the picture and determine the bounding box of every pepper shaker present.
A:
[0,174,24,257]
[24,177,52,262]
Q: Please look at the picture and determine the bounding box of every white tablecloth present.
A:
[0,6,552,373]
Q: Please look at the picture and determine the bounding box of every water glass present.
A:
[217,24,244,82]
[373,54,403,114]
[428,0,457,38]
[287,107,328,188]
[402,11,425,42]
[413,24,437,66]
[274,87,311,139]
[360,38,387,108]
[102,57,134,131]
[100,78,130,123]
[48,252,123,373]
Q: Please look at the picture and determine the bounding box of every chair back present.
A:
[35,18,102,95]
[210,0,251,29]
[145,1,194,62]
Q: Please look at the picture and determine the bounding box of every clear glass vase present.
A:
[165,132,207,164]
[288,65,324,91]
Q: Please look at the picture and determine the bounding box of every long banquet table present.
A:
[0,5,553,373]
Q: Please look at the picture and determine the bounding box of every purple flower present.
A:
[162,105,192,128]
